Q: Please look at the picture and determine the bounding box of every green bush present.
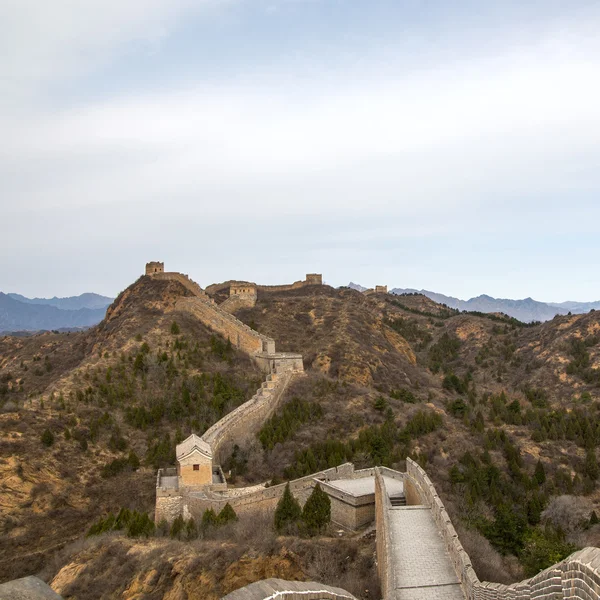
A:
[520,527,576,577]
[374,396,388,411]
[41,429,54,447]
[259,397,323,451]
[390,388,418,403]
[428,333,461,373]
[87,508,154,538]
[447,398,468,418]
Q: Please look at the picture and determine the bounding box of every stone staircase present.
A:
[389,494,406,507]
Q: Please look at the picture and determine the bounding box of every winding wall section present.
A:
[397,459,600,600]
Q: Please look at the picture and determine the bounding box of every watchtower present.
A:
[230,283,257,300]
[305,273,323,285]
[145,261,164,275]
[375,285,388,294]
[176,434,213,487]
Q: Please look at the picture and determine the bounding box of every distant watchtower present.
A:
[146,261,164,275]
[375,285,388,294]
[305,273,323,285]
[230,283,257,300]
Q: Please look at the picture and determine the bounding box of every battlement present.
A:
[145,261,164,275]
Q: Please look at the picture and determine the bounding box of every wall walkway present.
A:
[396,460,600,600]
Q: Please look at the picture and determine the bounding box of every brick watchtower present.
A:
[145,261,164,275]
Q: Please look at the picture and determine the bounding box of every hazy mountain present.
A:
[347,282,368,292]
[393,288,600,322]
[7,292,113,310]
[348,283,599,323]
[0,293,108,332]
[547,300,600,312]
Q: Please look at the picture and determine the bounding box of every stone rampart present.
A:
[319,481,375,531]
[183,463,357,521]
[375,469,394,599]
[404,458,600,600]
[221,578,357,600]
[253,352,304,374]
[200,371,296,462]
[219,295,256,314]
[175,297,275,356]
[155,493,184,523]
[256,274,323,293]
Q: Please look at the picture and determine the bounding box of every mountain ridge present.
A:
[7,292,113,311]
[0,293,109,332]
[347,283,600,322]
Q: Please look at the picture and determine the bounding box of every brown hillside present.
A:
[0,276,261,582]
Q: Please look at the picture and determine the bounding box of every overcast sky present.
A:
[2,0,600,301]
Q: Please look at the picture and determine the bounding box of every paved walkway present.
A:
[327,475,404,497]
[388,506,465,600]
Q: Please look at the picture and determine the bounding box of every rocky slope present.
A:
[0,276,261,583]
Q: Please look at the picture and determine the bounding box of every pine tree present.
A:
[41,429,54,447]
[128,450,140,470]
[584,449,599,481]
[533,459,546,486]
[201,508,219,530]
[170,515,185,539]
[185,518,198,540]
[218,503,237,525]
[274,483,301,533]
[301,483,331,536]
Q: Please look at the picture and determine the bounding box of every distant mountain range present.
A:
[7,292,112,310]
[346,283,600,323]
[0,292,113,333]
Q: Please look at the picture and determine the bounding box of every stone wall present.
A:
[181,464,356,521]
[200,370,296,462]
[175,296,275,355]
[375,469,394,599]
[257,274,324,293]
[403,459,600,600]
[253,352,304,374]
[322,485,375,531]
[219,295,256,313]
[155,493,184,523]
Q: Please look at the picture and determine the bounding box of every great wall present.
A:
[3,263,599,600]
[149,263,600,600]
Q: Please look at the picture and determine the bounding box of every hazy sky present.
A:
[2,1,600,301]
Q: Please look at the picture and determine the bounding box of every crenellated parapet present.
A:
[399,459,600,600]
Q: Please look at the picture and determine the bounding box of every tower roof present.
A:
[176,433,213,461]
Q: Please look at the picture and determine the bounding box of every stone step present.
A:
[390,495,406,506]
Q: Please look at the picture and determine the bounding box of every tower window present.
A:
[193,464,199,471]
